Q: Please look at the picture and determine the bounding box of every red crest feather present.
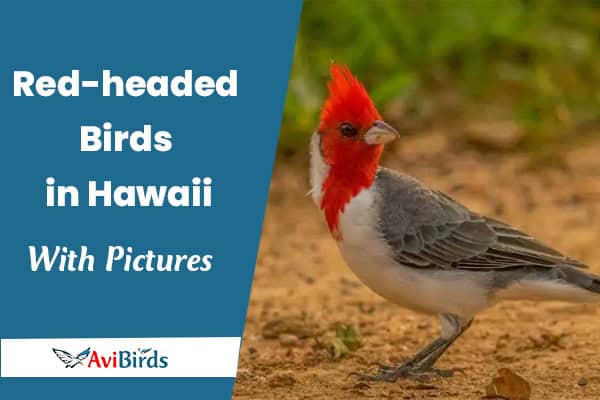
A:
[319,64,381,131]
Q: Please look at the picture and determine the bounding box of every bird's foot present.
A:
[351,363,453,383]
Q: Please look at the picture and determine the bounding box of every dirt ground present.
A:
[233,130,600,400]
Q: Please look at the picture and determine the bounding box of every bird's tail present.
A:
[496,265,600,303]
[556,265,600,296]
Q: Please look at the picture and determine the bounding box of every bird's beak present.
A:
[364,120,400,145]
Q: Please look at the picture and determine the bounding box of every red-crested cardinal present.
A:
[309,64,600,382]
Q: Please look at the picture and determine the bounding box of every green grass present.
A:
[280,0,600,153]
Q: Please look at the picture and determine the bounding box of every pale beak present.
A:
[364,120,400,145]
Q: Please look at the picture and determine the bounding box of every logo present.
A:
[52,347,91,368]
[52,346,168,369]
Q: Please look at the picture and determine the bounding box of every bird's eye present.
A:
[339,122,358,137]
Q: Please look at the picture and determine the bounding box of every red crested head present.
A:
[319,64,381,133]
[316,64,399,240]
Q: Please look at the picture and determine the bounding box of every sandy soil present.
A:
[233,131,600,400]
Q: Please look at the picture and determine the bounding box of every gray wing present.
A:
[373,168,586,271]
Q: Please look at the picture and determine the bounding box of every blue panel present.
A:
[0,0,302,397]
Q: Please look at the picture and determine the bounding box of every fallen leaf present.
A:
[485,368,531,400]
[335,323,362,351]
[314,323,362,359]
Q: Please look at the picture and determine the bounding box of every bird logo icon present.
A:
[52,347,91,368]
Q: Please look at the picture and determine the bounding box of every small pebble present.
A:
[578,377,588,387]
[279,333,299,347]
[417,321,431,330]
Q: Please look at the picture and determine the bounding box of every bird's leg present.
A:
[353,314,472,382]
[408,316,472,377]
[375,337,447,372]
[405,339,456,378]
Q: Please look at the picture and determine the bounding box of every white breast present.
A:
[338,189,492,318]
[309,132,492,319]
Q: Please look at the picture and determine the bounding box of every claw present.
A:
[373,362,395,374]
[350,364,454,383]
[349,370,402,383]
[429,367,454,378]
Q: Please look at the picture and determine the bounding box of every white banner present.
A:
[0,337,241,378]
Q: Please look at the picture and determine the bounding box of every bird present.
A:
[309,63,600,382]
[52,347,91,368]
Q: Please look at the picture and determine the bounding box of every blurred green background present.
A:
[280,0,600,154]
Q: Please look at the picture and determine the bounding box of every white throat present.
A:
[309,132,330,206]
